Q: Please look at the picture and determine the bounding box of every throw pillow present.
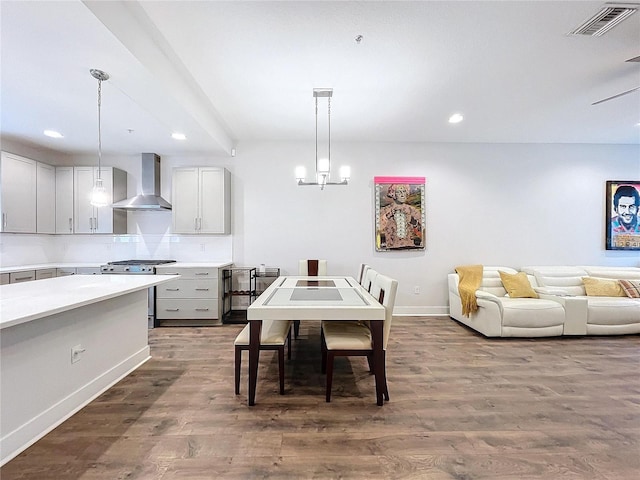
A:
[582,277,626,297]
[499,271,539,298]
[618,279,640,298]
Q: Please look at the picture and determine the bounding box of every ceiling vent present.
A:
[569,3,638,36]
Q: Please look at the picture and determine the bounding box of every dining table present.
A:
[246,275,386,406]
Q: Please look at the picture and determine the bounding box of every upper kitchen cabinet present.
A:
[55,167,74,234]
[73,166,127,234]
[0,151,37,233]
[36,162,56,233]
[172,167,230,234]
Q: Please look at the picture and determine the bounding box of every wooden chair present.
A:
[321,273,398,403]
[361,267,378,292]
[234,320,292,395]
[294,259,327,338]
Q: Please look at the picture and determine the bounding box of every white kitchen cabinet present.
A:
[172,167,230,234]
[55,167,74,234]
[73,166,127,234]
[1,273,9,285]
[10,270,36,283]
[36,162,56,233]
[0,152,37,233]
[155,265,227,326]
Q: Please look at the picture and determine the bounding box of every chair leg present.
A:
[381,351,389,401]
[278,346,285,395]
[293,320,300,339]
[366,353,374,373]
[325,352,335,402]
[321,330,327,374]
[234,347,242,395]
[287,328,292,360]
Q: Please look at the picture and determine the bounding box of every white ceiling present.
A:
[1,0,639,158]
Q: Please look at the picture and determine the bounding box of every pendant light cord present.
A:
[97,77,103,180]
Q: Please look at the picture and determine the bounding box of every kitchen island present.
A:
[0,274,176,466]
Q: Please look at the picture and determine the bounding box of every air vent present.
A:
[569,3,638,36]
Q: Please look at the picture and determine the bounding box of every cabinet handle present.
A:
[166,288,180,291]
[14,276,33,281]
[195,288,209,291]
[68,218,73,233]
[89,217,93,231]
[94,216,98,232]
[2,212,6,229]
[194,218,198,231]
[165,308,180,311]
[195,308,209,311]
[195,272,209,276]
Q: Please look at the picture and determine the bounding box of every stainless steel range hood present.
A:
[112,153,172,210]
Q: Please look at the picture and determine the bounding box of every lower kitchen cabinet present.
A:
[1,273,9,285]
[10,271,36,283]
[154,265,227,326]
[35,268,57,280]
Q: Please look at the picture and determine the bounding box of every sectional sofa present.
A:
[448,265,640,337]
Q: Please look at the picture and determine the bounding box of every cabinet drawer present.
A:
[10,271,36,283]
[36,268,57,280]
[1,273,9,285]
[156,299,219,319]
[156,278,218,299]
[155,267,217,279]
[57,268,76,277]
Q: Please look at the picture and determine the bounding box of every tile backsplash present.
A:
[0,233,232,267]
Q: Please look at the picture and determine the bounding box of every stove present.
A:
[100,259,176,274]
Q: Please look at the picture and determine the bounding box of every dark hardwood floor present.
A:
[2,317,639,479]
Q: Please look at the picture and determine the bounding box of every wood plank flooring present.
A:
[2,317,639,479]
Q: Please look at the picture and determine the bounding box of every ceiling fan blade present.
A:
[592,86,640,105]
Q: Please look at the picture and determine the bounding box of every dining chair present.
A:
[234,320,293,395]
[298,259,327,276]
[361,267,378,292]
[357,263,370,285]
[294,259,328,338]
[321,273,398,403]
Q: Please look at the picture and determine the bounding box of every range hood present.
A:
[112,153,172,211]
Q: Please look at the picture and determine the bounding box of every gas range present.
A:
[100,259,176,274]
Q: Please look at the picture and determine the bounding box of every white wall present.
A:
[1,140,639,313]
[229,141,640,314]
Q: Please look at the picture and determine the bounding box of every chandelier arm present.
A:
[97,77,102,180]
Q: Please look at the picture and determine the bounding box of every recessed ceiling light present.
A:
[448,113,464,124]
[44,130,63,138]
[172,132,186,140]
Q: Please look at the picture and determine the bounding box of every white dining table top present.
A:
[247,276,385,321]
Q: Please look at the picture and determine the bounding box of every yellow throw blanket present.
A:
[455,265,483,317]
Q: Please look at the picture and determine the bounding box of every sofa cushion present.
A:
[619,279,640,298]
[585,297,640,326]
[582,277,626,297]
[499,271,538,298]
[501,298,565,328]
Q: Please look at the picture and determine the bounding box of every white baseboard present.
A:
[0,347,150,466]
[393,305,450,316]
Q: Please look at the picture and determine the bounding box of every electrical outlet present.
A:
[71,344,85,364]
[414,286,420,295]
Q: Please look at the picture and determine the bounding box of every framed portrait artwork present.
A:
[606,180,640,251]
[374,176,426,252]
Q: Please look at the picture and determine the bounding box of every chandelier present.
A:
[295,88,350,190]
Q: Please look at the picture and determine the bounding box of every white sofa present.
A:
[448,266,566,337]
[522,266,640,336]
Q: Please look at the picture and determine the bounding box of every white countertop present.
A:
[0,263,103,274]
[156,262,232,268]
[0,274,177,330]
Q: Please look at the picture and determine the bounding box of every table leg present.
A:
[370,319,385,406]
[248,319,262,406]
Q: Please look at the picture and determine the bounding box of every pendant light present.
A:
[90,68,109,207]
[295,88,350,190]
